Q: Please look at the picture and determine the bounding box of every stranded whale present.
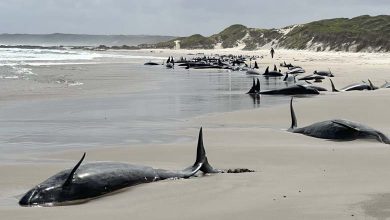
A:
[313,70,334,77]
[19,128,251,207]
[288,97,390,144]
[330,79,376,92]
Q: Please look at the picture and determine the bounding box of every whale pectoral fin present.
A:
[331,121,360,132]
[63,153,86,188]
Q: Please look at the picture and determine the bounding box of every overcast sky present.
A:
[0,0,388,36]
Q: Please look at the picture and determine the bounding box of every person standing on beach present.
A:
[270,47,275,59]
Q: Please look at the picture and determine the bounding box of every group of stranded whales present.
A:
[245,60,390,144]
[19,128,253,207]
[145,54,262,71]
[19,56,390,207]
[247,63,390,95]
[247,78,320,95]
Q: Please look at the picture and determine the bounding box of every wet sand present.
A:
[1,49,390,219]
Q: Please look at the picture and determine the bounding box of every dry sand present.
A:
[1,49,390,219]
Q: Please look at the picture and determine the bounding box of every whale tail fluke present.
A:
[195,128,252,174]
[255,78,260,92]
[329,79,339,92]
[288,97,297,131]
[283,73,288,81]
[247,78,256,94]
[368,79,377,90]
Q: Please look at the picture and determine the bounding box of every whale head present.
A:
[19,153,86,206]
[19,182,65,206]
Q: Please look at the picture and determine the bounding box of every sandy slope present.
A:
[1,49,390,219]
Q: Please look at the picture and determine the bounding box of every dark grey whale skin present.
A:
[19,128,219,207]
[288,98,390,144]
[260,85,320,95]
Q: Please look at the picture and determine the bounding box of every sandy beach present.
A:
[1,48,390,219]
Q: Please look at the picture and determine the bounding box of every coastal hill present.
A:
[155,15,390,52]
[0,33,176,46]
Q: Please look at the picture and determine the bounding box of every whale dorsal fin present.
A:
[63,153,86,188]
[265,66,269,74]
[289,97,297,130]
[329,79,339,92]
[247,79,256,94]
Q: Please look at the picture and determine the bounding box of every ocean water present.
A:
[0,48,165,81]
[0,48,292,163]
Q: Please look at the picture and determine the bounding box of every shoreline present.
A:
[0,49,390,219]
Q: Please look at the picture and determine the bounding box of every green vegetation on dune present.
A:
[280,15,390,52]
[156,34,216,49]
[211,24,248,48]
[176,34,216,49]
[243,28,282,50]
[151,15,390,52]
